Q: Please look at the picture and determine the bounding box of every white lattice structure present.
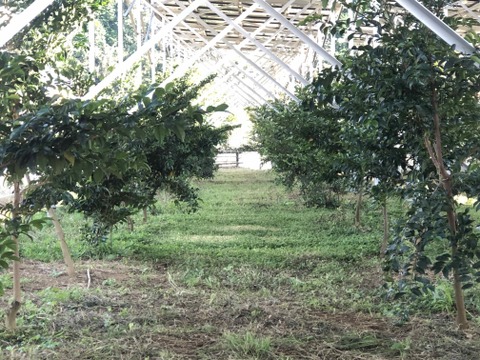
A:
[0,0,479,113]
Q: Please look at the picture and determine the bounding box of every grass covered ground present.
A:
[1,168,480,359]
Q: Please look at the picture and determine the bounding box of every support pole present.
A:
[150,16,156,83]
[88,20,95,73]
[118,0,124,64]
[395,0,475,54]
[83,0,206,100]
[204,0,309,86]
[253,0,342,68]
[0,0,55,48]
[135,1,143,87]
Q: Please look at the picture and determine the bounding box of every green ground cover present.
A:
[0,168,479,359]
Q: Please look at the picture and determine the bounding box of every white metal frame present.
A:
[0,0,56,48]
[167,0,299,101]
[203,0,309,86]
[253,0,342,68]
[159,3,260,86]
[83,0,206,100]
[8,0,473,110]
[153,0,286,102]
[395,0,475,54]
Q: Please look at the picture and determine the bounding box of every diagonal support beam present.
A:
[232,66,278,101]
[457,2,480,24]
[253,0,314,51]
[0,0,55,48]
[253,0,342,68]
[231,74,268,105]
[203,0,309,86]
[150,0,287,102]
[197,56,277,105]
[230,48,299,102]
[169,0,299,101]
[83,0,206,100]
[160,3,260,86]
[395,0,475,54]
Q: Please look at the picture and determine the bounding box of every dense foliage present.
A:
[252,0,480,328]
[251,95,346,208]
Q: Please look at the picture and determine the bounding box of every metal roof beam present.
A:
[252,0,315,51]
[160,3,260,86]
[83,0,206,100]
[189,0,297,96]
[170,0,299,101]
[236,0,298,49]
[253,0,342,68]
[0,0,55,48]
[197,55,279,103]
[225,64,279,101]
[197,70,260,108]
[231,74,269,106]
[203,0,310,86]
[395,0,475,54]
[155,2,286,102]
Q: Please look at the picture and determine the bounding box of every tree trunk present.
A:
[354,189,362,227]
[47,207,75,277]
[143,207,148,223]
[127,216,134,232]
[452,244,468,328]
[380,202,389,258]
[425,87,468,329]
[5,182,21,331]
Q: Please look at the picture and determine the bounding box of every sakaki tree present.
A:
[318,0,480,329]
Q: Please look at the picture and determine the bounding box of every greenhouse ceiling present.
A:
[1,0,479,110]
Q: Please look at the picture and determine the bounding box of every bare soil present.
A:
[1,259,479,359]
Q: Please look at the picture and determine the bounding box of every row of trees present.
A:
[252,0,480,329]
[0,0,233,330]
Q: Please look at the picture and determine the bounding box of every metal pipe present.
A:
[253,0,342,68]
[83,0,206,100]
[204,0,310,86]
[0,0,55,48]
[395,0,475,54]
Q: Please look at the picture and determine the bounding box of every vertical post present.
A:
[317,26,324,72]
[236,150,240,168]
[162,18,166,73]
[135,1,142,87]
[348,9,355,50]
[330,34,336,54]
[88,20,95,72]
[151,22,156,83]
[118,0,124,64]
